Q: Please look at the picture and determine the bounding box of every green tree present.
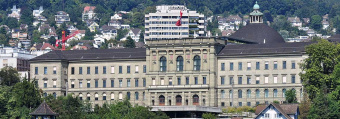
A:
[20,6,33,25]
[0,34,8,46]
[285,89,297,103]
[0,66,20,86]
[116,29,129,41]
[310,15,322,31]
[0,86,12,117]
[32,30,43,44]
[47,95,87,119]
[48,36,56,45]
[139,32,144,42]
[308,90,340,119]
[124,36,135,48]
[6,17,19,29]
[299,94,311,119]
[202,113,217,119]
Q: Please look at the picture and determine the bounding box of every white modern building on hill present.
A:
[145,5,206,40]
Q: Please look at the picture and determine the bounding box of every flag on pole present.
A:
[175,11,183,26]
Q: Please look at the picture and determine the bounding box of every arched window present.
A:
[229,90,233,99]
[43,92,47,97]
[135,92,139,100]
[111,93,115,100]
[247,89,251,98]
[273,89,278,97]
[159,95,165,106]
[238,90,242,98]
[87,93,91,100]
[127,92,131,100]
[143,92,145,100]
[193,55,201,71]
[193,95,199,105]
[119,92,123,100]
[103,93,107,100]
[176,56,184,71]
[160,56,167,72]
[264,89,269,98]
[221,90,225,99]
[95,93,99,101]
[176,95,182,105]
[53,92,57,98]
[283,89,286,97]
[79,93,83,100]
[256,89,260,98]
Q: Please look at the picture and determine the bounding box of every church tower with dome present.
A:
[250,1,263,23]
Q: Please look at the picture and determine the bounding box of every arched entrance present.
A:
[159,95,165,106]
[176,95,182,106]
[193,95,199,105]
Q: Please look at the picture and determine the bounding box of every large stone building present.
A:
[145,5,206,40]
[30,2,309,118]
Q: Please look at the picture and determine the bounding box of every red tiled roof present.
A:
[41,43,56,50]
[84,6,96,13]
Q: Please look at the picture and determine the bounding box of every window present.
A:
[239,102,242,106]
[87,93,90,100]
[238,62,242,70]
[247,76,251,84]
[230,62,234,70]
[186,77,189,85]
[265,76,268,84]
[193,55,201,71]
[53,80,56,88]
[103,66,106,74]
[160,56,167,72]
[291,75,296,83]
[247,102,251,106]
[119,66,122,73]
[44,80,47,88]
[194,77,198,84]
[247,62,251,70]
[238,76,242,84]
[274,76,278,83]
[283,61,287,69]
[283,76,287,83]
[177,77,181,85]
[256,89,260,98]
[282,89,287,97]
[221,90,225,99]
[79,67,82,74]
[264,89,268,98]
[203,77,207,84]
[274,61,278,69]
[87,67,90,74]
[152,78,155,85]
[229,77,234,85]
[143,78,146,87]
[264,113,269,118]
[221,63,225,71]
[244,90,250,99]
[135,79,138,87]
[127,79,131,87]
[127,92,130,100]
[135,92,139,100]
[230,102,233,106]
[79,81,82,88]
[265,61,269,70]
[103,94,106,100]
[35,67,38,74]
[87,81,90,88]
[177,56,183,71]
[71,81,74,88]
[71,67,74,74]
[256,62,260,70]
[111,66,115,74]
[143,65,146,73]
[256,76,260,84]
[229,90,233,99]
[221,77,225,85]
[292,61,296,69]
[133,65,138,73]
[95,66,98,74]
[256,101,260,106]
[44,67,47,74]
[111,80,114,87]
[111,93,115,100]
[95,93,98,101]
[103,80,106,88]
[95,80,98,88]
[238,90,242,98]
[119,80,122,87]
[53,66,56,74]
[127,66,130,73]
[273,89,278,97]
[169,78,172,85]
[221,102,225,107]
[53,93,57,98]
[119,93,123,100]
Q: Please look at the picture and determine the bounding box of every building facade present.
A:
[145,5,206,40]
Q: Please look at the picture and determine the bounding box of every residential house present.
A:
[121,28,141,42]
[11,28,27,40]
[67,25,78,33]
[20,24,28,31]
[82,6,96,21]
[108,20,121,28]
[221,30,235,36]
[93,35,105,48]
[8,5,21,20]
[33,16,47,26]
[55,11,70,25]
[322,20,330,30]
[255,103,299,119]
[67,30,85,41]
[302,18,310,25]
[30,42,56,56]
[227,15,242,25]
[307,29,316,37]
[287,17,302,27]
[38,24,57,40]
[33,6,44,17]
[88,21,99,32]
[100,25,117,40]
[111,13,122,20]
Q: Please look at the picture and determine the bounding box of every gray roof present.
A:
[131,28,141,35]
[218,42,312,56]
[29,102,58,116]
[30,48,146,61]
[229,23,285,44]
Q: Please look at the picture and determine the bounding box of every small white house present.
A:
[33,6,44,17]
[255,103,299,119]
[121,28,141,42]
[111,13,122,20]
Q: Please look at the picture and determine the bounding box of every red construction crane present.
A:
[56,30,80,50]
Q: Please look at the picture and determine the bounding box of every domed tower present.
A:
[250,1,263,23]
